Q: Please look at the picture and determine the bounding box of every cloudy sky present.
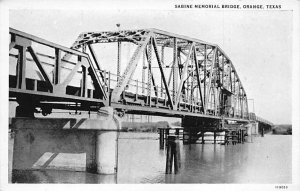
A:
[9,8,293,124]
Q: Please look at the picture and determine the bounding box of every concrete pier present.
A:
[11,107,120,175]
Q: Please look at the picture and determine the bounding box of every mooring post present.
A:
[174,136,181,173]
[175,129,180,136]
[224,131,228,145]
[165,128,170,139]
[183,129,190,144]
[237,129,241,143]
[165,128,170,147]
[214,131,217,144]
[159,128,164,149]
[201,131,205,144]
[166,135,181,174]
[241,130,244,143]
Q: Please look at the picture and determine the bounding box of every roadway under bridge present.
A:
[9,27,273,175]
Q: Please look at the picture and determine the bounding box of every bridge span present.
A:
[9,27,273,175]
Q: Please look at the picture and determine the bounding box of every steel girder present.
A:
[8,27,254,122]
[9,28,107,112]
[70,28,249,120]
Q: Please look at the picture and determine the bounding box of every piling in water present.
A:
[174,137,181,173]
[238,129,241,143]
[166,135,181,174]
[224,131,228,145]
[213,131,216,144]
[241,130,244,144]
[175,129,180,136]
[165,129,170,147]
[159,128,164,149]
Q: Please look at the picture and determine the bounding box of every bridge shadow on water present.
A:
[10,132,291,184]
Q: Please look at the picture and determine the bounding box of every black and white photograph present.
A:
[0,0,299,190]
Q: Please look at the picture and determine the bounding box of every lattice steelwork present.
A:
[70,28,249,120]
[8,27,273,125]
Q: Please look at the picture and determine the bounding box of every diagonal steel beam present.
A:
[145,48,158,97]
[27,46,53,91]
[87,44,104,80]
[152,37,174,109]
[205,47,217,112]
[57,56,83,91]
[193,47,204,113]
[175,43,194,107]
[111,34,152,103]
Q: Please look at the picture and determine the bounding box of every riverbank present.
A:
[272,124,292,135]
[121,121,169,132]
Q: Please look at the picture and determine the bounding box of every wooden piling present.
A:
[159,128,164,149]
[166,135,181,174]
[165,128,170,147]
[241,130,244,143]
[201,132,205,144]
[183,130,188,144]
[213,131,216,144]
[175,129,180,136]
[174,137,181,173]
[261,127,264,137]
[165,129,169,139]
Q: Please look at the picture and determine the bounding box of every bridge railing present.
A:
[9,28,107,111]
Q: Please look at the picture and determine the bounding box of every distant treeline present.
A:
[121,121,168,132]
[272,124,292,135]
[121,121,181,132]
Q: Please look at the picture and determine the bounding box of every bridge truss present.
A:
[9,27,252,123]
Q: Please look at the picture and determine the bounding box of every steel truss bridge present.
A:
[9,27,273,129]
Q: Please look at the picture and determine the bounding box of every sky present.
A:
[8,9,293,124]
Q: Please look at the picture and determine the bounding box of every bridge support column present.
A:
[95,107,119,174]
[11,107,120,178]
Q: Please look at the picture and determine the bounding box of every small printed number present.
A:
[275,185,288,189]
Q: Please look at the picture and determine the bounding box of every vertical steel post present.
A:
[161,46,164,97]
[173,38,178,108]
[16,46,27,90]
[147,40,152,106]
[117,41,121,82]
[54,48,61,84]
[204,45,207,111]
[142,49,146,94]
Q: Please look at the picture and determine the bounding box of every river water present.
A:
[9,133,292,184]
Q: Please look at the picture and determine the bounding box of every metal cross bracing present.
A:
[9,27,271,125]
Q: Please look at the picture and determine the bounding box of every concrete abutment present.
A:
[11,107,120,175]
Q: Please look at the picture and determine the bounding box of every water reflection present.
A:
[10,133,291,184]
[12,169,116,183]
